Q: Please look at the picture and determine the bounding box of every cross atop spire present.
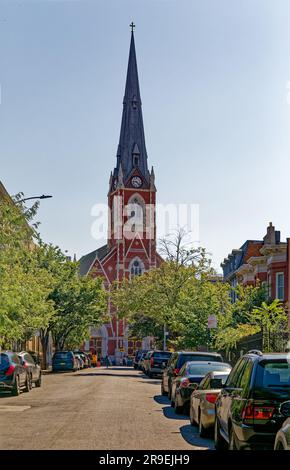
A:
[130,22,135,33]
[112,27,149,188]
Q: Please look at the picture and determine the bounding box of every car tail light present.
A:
[150,357,154,366]
[242,403,275,421]
[180,378,190,388]
[205,393,218,404]
[5,365,15,376]
[173,368,180,376]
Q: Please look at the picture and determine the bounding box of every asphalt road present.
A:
[0,367,214,450]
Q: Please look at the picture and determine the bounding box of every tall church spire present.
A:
[112,26,149,188]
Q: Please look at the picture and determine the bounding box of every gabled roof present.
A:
[79,244,109,276]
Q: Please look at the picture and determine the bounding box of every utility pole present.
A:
[163,324,167,351]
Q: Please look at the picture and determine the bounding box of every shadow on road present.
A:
[153,394,214,449]
[137,379,160,385]
[153,395,169,405]
[72,372,140,378]
[179,424,214,450]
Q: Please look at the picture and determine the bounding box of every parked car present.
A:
[18,351,42,388]
[214,351,290,450]
[138,352,149,372]
[134,350,148,370]
[74,354,84,370]
[145,351,172,378]
[190,369,231,436]
[171,361,231,414]
[52,351,78,372]
[143,351,154,375]
[274,401,290,450]
[161,351,224,399]
[0,351,30,396]
[74,351,90,368]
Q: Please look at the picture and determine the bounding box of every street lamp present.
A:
[16,194,53,204]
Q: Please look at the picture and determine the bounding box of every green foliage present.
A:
[0,196,107,355]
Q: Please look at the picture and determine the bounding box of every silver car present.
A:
[190,369,231,437]
[274,401,290,450]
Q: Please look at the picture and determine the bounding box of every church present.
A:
[79,26,162,363]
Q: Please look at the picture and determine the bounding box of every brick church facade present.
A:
[79,29,162,362]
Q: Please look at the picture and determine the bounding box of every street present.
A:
[0,367,214,450]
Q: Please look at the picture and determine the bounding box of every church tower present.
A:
[80,26,161,361]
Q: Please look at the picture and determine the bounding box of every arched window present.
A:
[127,194,145,234]
[130,258,144,278]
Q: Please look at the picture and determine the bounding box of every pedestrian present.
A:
[105,355,110,369]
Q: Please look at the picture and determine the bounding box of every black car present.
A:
[171,361,231,414]
[18,351,42,389]
[161,351,224,399]
[0,351,30,396]
[146,351,172,378]
[215,350,290,450]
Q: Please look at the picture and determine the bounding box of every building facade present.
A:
[221,222,288,307]
[79,30,162,362]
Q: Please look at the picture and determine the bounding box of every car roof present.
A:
[176,351,222,356]
[245,352,290,361]
[186,361,230,366]
[151,350,171,353]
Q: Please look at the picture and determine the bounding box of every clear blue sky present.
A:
[1,0,290,271]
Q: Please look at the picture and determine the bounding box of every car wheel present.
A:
[229,426,238,450]
[161,382,167,396]
[198,410,209,438]
[24,375,30,393]
[274,441,285,451]
[29,374,33,390]
[189,405,197,426]
[174,394,183,414]
[214,417,227,450]
[35,373,42,388]
[11,376,20,396]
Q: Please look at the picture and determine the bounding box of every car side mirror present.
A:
[280,401,290,418]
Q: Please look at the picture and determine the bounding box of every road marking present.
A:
[0,405,31,412]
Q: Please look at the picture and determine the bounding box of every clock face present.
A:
[131,176,142,188]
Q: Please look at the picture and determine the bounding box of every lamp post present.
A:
[15,194,52,204]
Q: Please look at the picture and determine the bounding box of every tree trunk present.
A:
[40,330,49,370]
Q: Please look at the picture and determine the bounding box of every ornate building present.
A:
[221,222,288,306]
[79,28,162,361]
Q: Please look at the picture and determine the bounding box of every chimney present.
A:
[263,222,276,245]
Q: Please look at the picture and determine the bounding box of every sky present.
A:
[1,0,290,271]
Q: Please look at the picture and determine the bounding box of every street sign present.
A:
[207,314,217,329]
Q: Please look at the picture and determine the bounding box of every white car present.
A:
[274,401,290,450]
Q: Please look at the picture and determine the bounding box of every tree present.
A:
[0,196,54,348]
[252,299,289,352]
[112,230,232,350]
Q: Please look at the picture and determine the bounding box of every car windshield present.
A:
[187,363,231,376]
[152,352,171,358]
[178,354,222,368]
[0,353,9,367]
[54,352,71,359]
[255,360,290,389]
[212,373,229,385]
